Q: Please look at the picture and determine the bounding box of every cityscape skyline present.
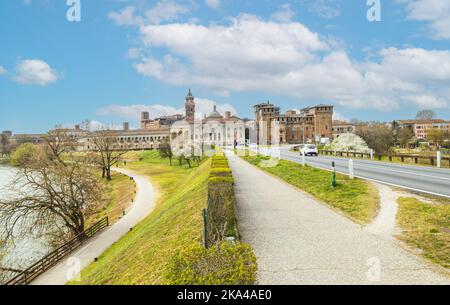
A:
[1,0,450,133]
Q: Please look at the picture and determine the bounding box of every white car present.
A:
[300,144,318,156]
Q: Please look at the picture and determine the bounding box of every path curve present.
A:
[227,153,449,285]
[31,167,156,285]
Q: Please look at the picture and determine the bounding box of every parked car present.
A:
[300,144,318,156]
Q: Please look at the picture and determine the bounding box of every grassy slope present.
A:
[397,197,450,269]
[242,155,379,224]
[87,172,136,227]
[72,151,210,284]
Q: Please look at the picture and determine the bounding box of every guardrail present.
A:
[319,150,450,167]
[5,217,109,285]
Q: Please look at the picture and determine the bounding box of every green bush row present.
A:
[166,242,257,285]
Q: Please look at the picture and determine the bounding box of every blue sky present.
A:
[0,0,449,133]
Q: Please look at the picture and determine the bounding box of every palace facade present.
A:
[254,102,333,145]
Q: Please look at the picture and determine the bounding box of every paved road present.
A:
[258,146,450,198]
[227,153,449,285]
[32,167,156,285]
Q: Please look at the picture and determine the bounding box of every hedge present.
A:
[166,242,257,285]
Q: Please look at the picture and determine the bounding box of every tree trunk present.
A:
[102,166,106,178]
[107,165,112,180]
[169,157,172,166]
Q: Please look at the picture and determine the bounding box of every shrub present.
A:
[210,168,232,177]
[10,143,39,166]
[166,242,257,285]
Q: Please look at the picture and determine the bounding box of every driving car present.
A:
[300,144,318,156]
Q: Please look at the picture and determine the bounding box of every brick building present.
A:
[253,102,333,145]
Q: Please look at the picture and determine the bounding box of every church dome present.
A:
[208,105,222,118]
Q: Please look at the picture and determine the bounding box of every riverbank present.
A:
[70,151,210,284]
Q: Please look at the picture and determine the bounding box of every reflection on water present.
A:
[0,165,50,272]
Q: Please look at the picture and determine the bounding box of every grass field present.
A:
[241,154,380,224]
[70,151,210,284]
[396,197,450,269]
[86,172,136,227]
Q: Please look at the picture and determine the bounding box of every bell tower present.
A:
[185,89,195,122]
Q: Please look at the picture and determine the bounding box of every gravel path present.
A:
[228,154,449,285]
[31,167,156,285]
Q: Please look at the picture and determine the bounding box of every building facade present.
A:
[254,102,333,145]
[393,119,450,139]
[332,120,356,139]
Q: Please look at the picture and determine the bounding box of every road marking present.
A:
[280,155,450,199]
[282,151,450,182]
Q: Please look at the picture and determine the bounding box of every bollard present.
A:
[331,161,337,188]
[301,152,306,166]
[349,159,354,179]
[370,149,374,160]
[437,151,441,168]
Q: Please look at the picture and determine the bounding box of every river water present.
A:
[0,165,50,273]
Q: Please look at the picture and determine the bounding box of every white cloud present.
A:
[306,0,341,19]
[205,0,220,9]
[129,15,450,111]
[97,98,237,123]
[0,65,7,75]
[14,59,60,85]
[108,1,189,26]
[271,4,295,23]
[400,0,450,40]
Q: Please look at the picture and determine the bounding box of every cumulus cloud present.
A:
[14,59,60,85]
[400,0,450,40]
[0,65,7,75]
[97,98,237,124]
[129,14,450,111]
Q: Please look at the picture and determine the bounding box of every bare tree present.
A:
[88,129,126,180]
[159,138,173,166]
[356,123,396,154]
[0,133,10,157]
[42,127,78,163]
[416,109,436,120]
[0,133,102,243]
[397,128,415,148]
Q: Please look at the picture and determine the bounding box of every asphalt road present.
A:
[258,146,450,198]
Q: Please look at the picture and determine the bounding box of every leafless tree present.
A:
[88,129,127,180]
[41,127,78,163]
[0,133,11,157]
[356,123,396,154]
[416,109,436,120]
[159,138,174,166]
[0,132,102,243]
[397,128,415,148]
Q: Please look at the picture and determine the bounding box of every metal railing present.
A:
[319,150,450,167]
[5,217,109,285]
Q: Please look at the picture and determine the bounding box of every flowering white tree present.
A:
[327,133,371,153]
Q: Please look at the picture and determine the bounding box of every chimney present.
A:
[225,111,231,120]
[141,112,149,121]
[75,124,80,130]
[123,122,129,131]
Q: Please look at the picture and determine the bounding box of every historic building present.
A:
[254,102,333,145]
[332,120,356,139]
[393,119,450,139]
[139,89,250,148]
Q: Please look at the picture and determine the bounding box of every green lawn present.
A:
[396,197,450,269]
[241,154,380,224]
[70,151,210,285]
[86,172,136,227]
